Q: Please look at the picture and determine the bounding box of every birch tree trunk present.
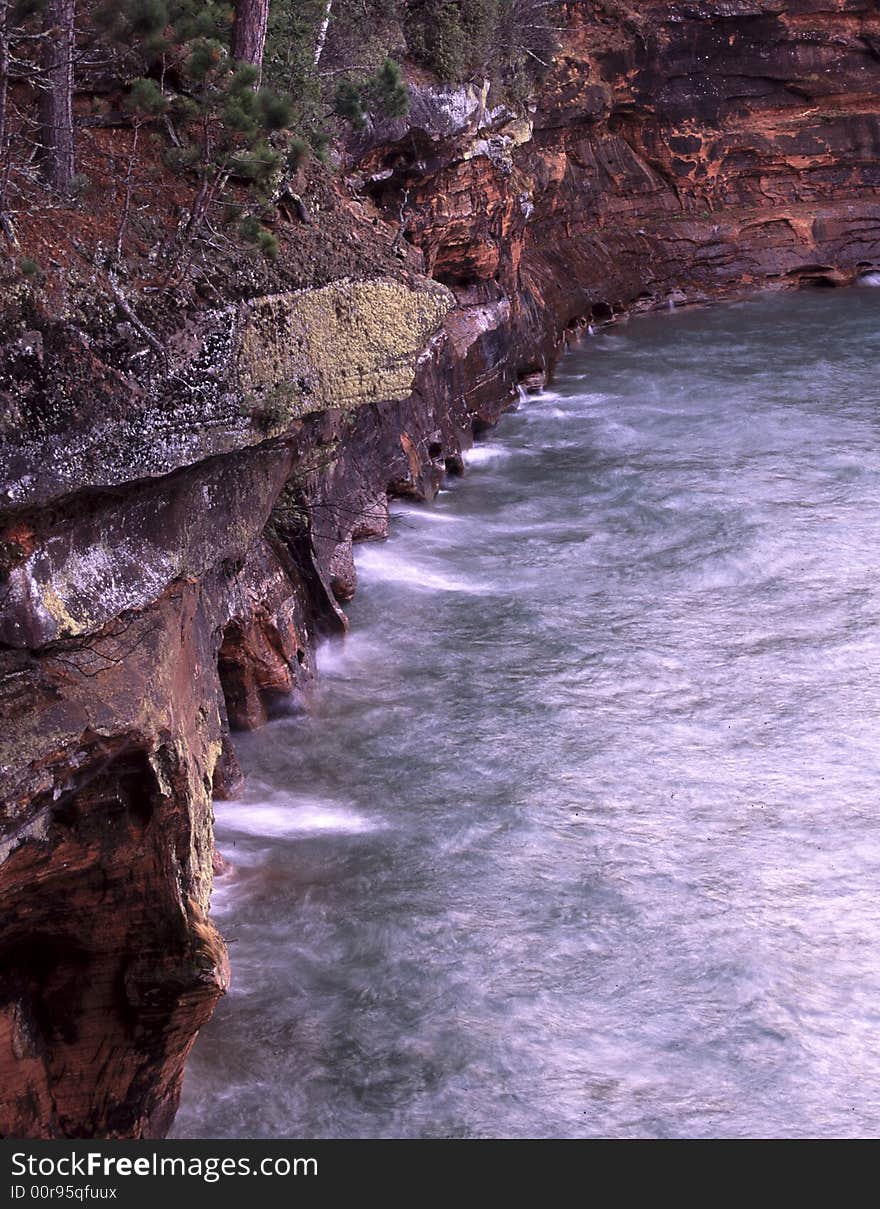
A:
[313,0,332,68]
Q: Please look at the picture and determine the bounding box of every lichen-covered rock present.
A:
[0,446,295,648]
[0,277,453,514]
[4,0,880,1141]
[234,277,454,426]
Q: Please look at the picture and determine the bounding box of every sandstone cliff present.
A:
[1,0,879,1137]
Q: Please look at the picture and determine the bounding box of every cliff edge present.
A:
[1,0,879,1137]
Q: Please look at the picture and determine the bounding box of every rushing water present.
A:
[174,289,880,1139]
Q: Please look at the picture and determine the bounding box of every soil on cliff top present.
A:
[3,100,421,339]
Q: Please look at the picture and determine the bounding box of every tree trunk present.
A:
[0,1,10,175]
[38,0,75,191]
[313,0,332,68]
[231,0,270,78]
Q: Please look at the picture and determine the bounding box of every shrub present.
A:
[17,256,45,284]
[369,57,409,119]
[333,80,366,130]
[405,0,560,91]
[405,0,498,82]
[238,215,280,259]
[286,137,310,172]
[126,76,169,116]
[333,57,409,130]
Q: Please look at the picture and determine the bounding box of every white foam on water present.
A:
[526,389,606,413]
[390,503,461,525]
[354,543,488,594]
[208,873,236,909]
[175,291,880,1143]
[463,443,511,466]
[217,797,381,839]
[518,398,565,422]
[857,270,880,287]
[315,630,380,677]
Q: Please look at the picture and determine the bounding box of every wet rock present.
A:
[211,737,245,803]
[4,0,880,1139]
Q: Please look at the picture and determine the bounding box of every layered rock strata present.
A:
[2,0,879,1136]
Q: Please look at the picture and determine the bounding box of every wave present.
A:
[354,544,489,594]
[390,503,461,525]
[463,443,511,466]
[217,796,381,839]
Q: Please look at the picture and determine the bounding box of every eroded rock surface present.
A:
[2,0,880,1137]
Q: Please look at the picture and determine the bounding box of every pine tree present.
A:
[333,57,409,130]
[369,57,408,119]
[38,0,76,190]
[231,0,270,78]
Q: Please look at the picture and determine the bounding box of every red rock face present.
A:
[3,0,880,1139]
[218,539,316,731]
[0,583,230,1137]
[363,0,880,368]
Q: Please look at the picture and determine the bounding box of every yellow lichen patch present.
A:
[235,277,454,429]
[505,115,535,149]
[42,583,86,638]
